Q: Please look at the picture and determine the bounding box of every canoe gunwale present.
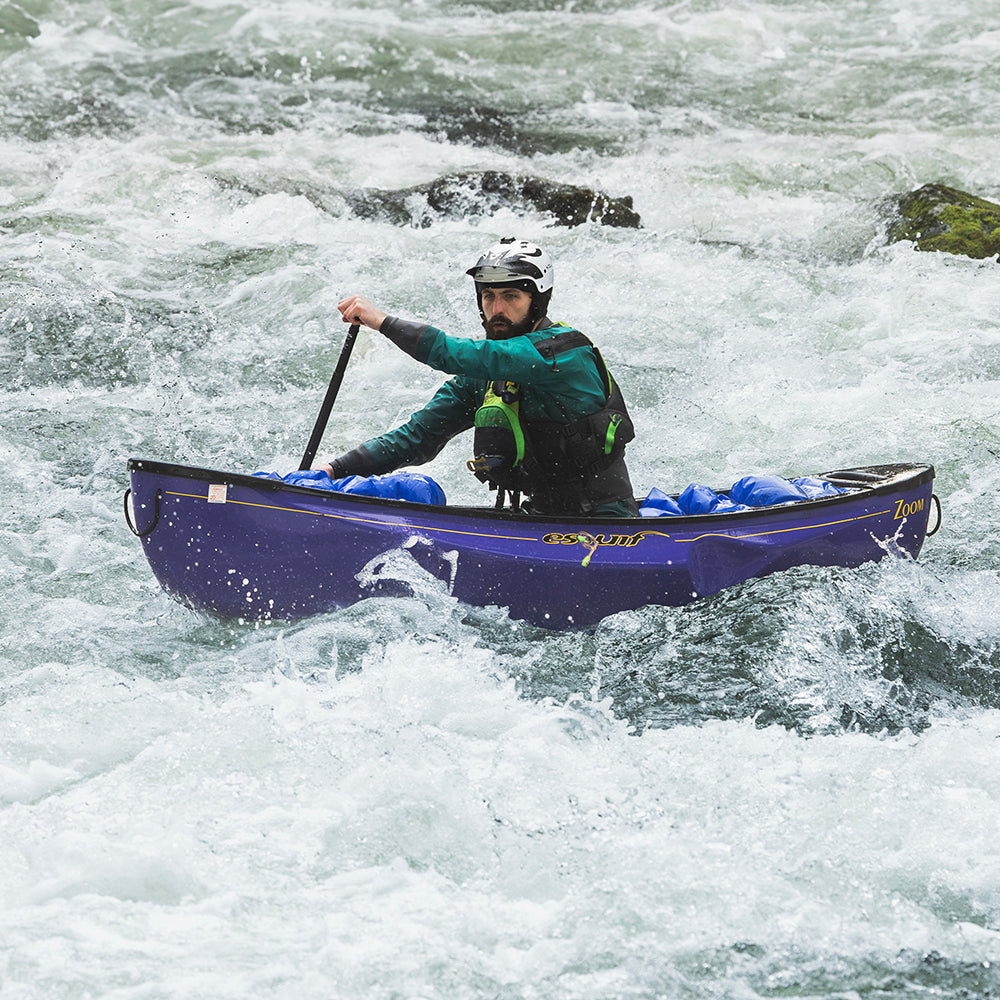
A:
[126,458,935,527]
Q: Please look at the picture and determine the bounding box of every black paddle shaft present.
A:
[298,323,360,471]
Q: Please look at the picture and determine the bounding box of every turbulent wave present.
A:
[470,560,998,737]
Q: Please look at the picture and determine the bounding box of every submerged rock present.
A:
[886,183,1000,259]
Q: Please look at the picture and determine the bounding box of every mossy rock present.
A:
[887,183,1000,259]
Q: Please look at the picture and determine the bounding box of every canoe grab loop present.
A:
[927,493,942,536]
[124,488,162,538]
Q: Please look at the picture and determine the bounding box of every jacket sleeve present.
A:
[377,316,611,422]
[351,376,480,474]
[380,316,553,385]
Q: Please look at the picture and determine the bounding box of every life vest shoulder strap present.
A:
[532,327,591,356]
[531,328,613,397]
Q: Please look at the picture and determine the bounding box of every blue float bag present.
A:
[679,483,750,515]
[254,470,446,505]
[638,487,684,517]
[332,473,446,505]
[790,476,850,499]
[639,484,750,517]
[729,475,809,506]
[637,474,851,518]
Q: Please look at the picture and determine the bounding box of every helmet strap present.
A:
[530,289,552,322]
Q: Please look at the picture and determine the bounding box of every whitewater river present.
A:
[3,0,1000,997]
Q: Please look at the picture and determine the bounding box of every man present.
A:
[319,238,638,517]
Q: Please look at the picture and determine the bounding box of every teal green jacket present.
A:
[356,316,611,474]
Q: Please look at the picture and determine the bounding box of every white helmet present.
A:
[466,238,553,319]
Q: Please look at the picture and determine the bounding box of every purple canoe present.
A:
[125,460,937,629]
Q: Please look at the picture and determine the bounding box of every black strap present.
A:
[532,329,591,357]
[532,329,613,397]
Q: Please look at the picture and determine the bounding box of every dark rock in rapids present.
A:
[886,183,1000,259]
[343,171,641,229]
[215,171,640,229]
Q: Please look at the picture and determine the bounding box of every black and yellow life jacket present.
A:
[467,330,634,493]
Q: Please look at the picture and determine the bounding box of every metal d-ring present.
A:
[124,488,162,537]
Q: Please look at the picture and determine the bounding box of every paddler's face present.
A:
[481,286,535,340]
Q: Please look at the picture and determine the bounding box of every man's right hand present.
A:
[337,295,387,331]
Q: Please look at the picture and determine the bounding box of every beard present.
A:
[484,313,535,340]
